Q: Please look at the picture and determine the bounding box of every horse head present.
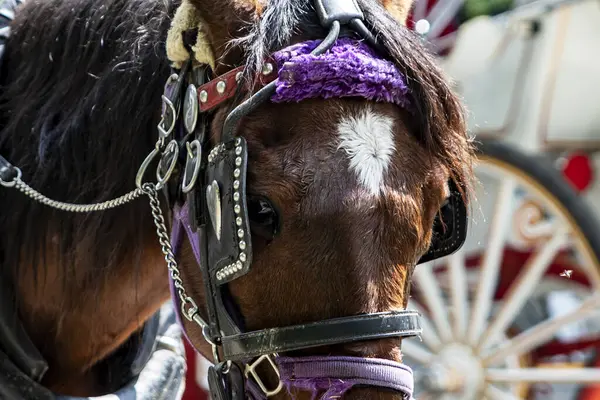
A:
[162,0,476,398]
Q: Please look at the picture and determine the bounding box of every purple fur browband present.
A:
[271,38,411,108]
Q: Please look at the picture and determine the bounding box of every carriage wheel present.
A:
[404,140,600,400]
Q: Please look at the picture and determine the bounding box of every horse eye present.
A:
[247,195,280,241]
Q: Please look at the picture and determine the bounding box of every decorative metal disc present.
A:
[184,84,198,134]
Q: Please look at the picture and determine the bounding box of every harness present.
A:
[0,0,469,399]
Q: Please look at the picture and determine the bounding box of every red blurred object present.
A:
[578,347,600,400]
[406,0,461,56]
[561,152,594,193]
[182,339,209,400]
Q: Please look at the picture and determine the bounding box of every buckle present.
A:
[244,355,283,397]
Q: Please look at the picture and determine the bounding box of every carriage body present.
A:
[440,0,600,200]
[399,0,600,398]
[420,0,600,254]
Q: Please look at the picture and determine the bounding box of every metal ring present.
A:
[0,166,21,188]
[182,140,202,194]
[157,95,177,138]
[135,147,161,189]
[156,140,179,189]
[181,295,200,323]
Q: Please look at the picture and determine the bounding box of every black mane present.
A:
[0,0,178,289]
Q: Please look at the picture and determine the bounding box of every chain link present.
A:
[141,182,208,332]
[1,170,144,212]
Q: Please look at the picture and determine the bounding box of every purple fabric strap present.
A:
[246,356,414,400]
[169,203,202,353]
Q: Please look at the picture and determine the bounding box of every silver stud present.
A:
[235,157,242,166]
[216,272,222,280]
[239,253,246,262]
[236,217,243,226]
[234,204,241,214]
[233,192,240,202]
[239,240,246,250]
[236,260,243,270]
[235,71,243,82]
[199,90,208,103]
[234,169,240,178]
[235,146,242,156]
[208,154,213,162]
[237,229,244,238]
[216,81,227,94]
[233,180,240,189]
[262,62,274,75]
[227,266,233,274]
[235,138,241,146]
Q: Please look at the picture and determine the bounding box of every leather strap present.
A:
[314,0,364,27]
[221,311,421,361]
[197,60,278,113]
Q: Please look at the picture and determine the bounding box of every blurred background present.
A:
[183,1,600,398]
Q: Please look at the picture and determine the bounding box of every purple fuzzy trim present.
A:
[282,378,354,400]
[271,38,411,108]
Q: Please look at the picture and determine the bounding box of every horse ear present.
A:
[182,0,258,69]
[380,0,414,25]
[166,0,217,69]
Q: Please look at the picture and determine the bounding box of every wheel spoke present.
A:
[482,293,600,365]
[426,0,465,38]
[401,339,435,364]
[485,385,523,400]
[573,238,600,288]
[478,227,570,350]
[408,300,443,351]
[448,249,469,339]
[487,367,600,383]
[468,178,516,344]
[413,263,453,343]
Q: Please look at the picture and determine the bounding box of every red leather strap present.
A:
[197,60,278,112]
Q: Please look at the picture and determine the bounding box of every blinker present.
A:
[205,137,253,284]
[417,180,468,264]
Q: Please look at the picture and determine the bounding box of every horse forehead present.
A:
[336,106,397,195]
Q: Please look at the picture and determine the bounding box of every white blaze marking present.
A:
[337,108,396,194]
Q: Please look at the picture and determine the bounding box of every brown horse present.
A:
[0,0,474,398]
[162,0,475,398]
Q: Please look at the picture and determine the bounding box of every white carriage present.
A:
[404,0,600,398]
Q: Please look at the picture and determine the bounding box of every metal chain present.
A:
[0,168,144,212]
[141,182,209,333]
